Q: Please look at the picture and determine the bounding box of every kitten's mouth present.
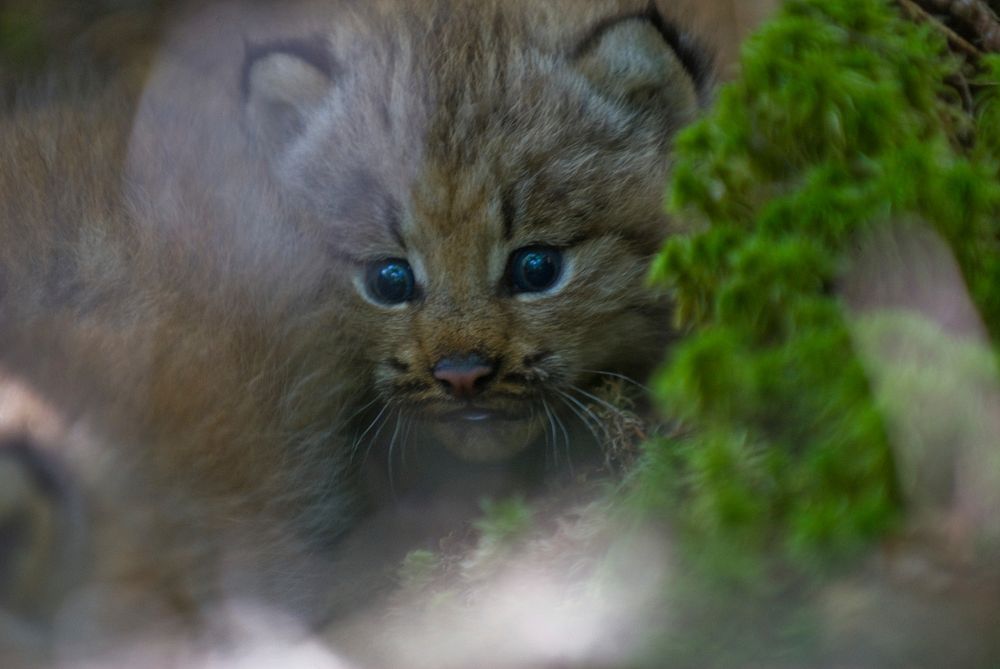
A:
[418,403,542,463]
[442,407,525,423]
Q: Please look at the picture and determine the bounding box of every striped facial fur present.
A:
[243,0,709,462]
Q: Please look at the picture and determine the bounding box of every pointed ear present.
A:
[574,10,711,114]
[241,37,338,154]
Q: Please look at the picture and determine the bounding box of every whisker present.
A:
[341,395,383,426]
[580,369,653,394]
[354,400,397,469]
[399,412,414,471]
[349,401,392,463]
[541,397,558,468]
[363,404,397,465]
[550,400,574,477]
[569,384,627,417]
[556,389,608,448]
[386,407,404,498]
[560,388,609,431]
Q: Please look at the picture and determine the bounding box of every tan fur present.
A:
[247,0,703,460]
[0,0,708,646]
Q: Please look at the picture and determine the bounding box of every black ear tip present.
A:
[643,5,716,100]
[574,6,716,105]
[240,35,338,101]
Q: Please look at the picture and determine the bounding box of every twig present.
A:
[920,0,1000,52]
[895,0,984,58]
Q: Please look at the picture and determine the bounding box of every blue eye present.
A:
[509,247,563,294]
[366,258,416,305]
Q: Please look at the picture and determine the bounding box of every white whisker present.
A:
[541,397,558,467]
[569,384,626,417]
[580,368,653,394]
[556,389,608,449]
[551,400,574,477]
[399,413,414,471]
[386,407,404,497]
[350,402,389,451]
[341,395,383,426]
[360,402,396,467]
[349,400,392,464]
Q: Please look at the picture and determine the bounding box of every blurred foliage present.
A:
[0,0,161,99]
[0,2,49,71]
[473,496,534,548]
[397,549,442,591]
[634,0,1000,585]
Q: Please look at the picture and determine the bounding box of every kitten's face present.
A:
[243,0,707,461]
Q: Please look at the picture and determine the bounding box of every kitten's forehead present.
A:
[299,0,697,254]
[409,1,688,242]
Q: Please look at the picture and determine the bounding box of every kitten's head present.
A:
[241,0,709,462]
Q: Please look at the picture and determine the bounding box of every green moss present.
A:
[638,0,1000,585]
[473,496,534,546]
[398,549,442,591]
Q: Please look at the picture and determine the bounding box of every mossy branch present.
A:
[642,0,1000,583]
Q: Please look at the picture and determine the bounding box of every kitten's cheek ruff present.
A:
[425,415,543,463]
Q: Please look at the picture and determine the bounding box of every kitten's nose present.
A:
[433,354,496,400]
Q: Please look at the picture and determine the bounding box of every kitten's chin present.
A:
[425,415,542,463]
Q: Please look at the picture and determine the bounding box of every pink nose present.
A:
[433,355,495,400]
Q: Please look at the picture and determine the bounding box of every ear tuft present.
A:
[241,36,338,154]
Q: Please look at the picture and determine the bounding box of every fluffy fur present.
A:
[0,0,709,644]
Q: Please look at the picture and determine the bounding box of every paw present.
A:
[0,437,84,620]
